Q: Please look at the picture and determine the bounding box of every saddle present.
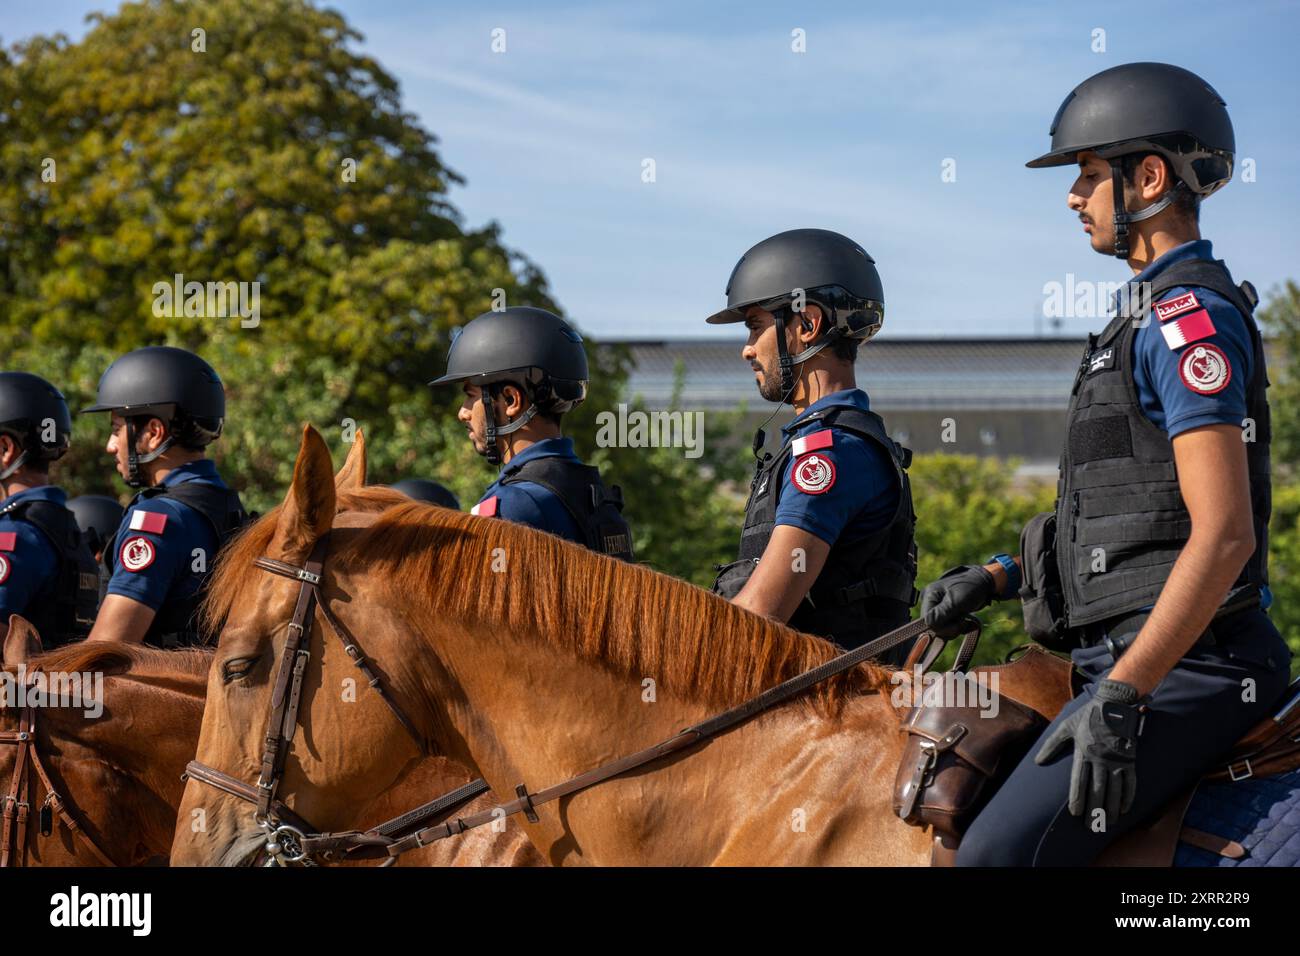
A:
[892,640,1300,866]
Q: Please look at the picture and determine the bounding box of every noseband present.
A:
[184,535,488,866]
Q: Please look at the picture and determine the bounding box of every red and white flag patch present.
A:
[0,532,16,552]
[471,496,499,517]
[1159,308,1217,350]
[119,536,156,572]
[791,429,833,456]
[0,554,10,584]
[1178,343,1232,395]
[1154,291,1201,322]
[791,453,836,495]
[128,510,168,534]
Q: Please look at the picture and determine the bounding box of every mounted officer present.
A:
[708,228,919,662]
[0,373,98,647]
[390,478,461,511]
[430,307,634,560]
[922,62,1292,865]
[81,347,247,648]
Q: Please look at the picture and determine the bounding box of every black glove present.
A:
[1034,679,1143,824]
[920,565,996,638]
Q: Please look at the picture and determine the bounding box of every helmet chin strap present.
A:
[772,305,845,397]
[125,418,174,489]
[1109,160,1179,260]
[479,383,539,468]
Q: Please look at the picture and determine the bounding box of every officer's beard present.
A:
[754,361,788,403]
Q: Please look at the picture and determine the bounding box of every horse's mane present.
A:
[1,642,211,703]
[201,485,410,634]
[346,504,892,717]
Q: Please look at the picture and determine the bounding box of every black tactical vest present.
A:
[100,481,249,648]
[499,455,635,561]
[0,497,99,648]
[1055,258,1271,630]
[712,405,919,653]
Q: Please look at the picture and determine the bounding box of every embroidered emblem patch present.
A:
[1154,291,1201,322]
[128,510,168,534]
[120,536,156,572]
[1087,347,1115,374]
[791,453,836,495]
[1178,344,1232,395]
[471,496,499,517]
[0,554,10,584]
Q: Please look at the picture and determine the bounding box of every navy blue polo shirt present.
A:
[0,486,66,620]
[774,389,900,546]
[472,437,586,545]
[105,460,226,611]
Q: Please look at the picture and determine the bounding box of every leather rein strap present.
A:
[188,534,966,865]
[185,535,490,865]
[1,675,116,867]
[381,615,950,859]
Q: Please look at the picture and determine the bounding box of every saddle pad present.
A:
[1175,768,1300,867]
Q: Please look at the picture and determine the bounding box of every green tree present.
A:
[907,454,1056,667]
[0,0,750,581]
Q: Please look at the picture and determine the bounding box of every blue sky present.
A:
[6,0,1299,339]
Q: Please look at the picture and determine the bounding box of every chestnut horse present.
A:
[0,618,208,866]
[172,426,935,866]
[172,431,541,867]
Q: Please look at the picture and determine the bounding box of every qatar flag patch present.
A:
[119,536,156,572]
[0,532,16,552]
[1154,291,1201,322]
[791,429,834,456]
[1178,343,1232,395]
[791,453,836,495]
[128,509,168,534]
[1159,308,1217,350]
[471,496,499,517]
[0,554,10,584]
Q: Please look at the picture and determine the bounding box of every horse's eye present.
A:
[223,656,260,683]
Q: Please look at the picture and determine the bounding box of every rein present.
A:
[1,672,116,867]
[187,533,976,865]
[185,536,489,865]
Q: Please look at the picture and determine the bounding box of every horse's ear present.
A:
[270,425,338,561]
[3,614,42,666]
[334,429,367,492]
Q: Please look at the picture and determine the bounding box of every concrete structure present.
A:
[616,337,1278,471]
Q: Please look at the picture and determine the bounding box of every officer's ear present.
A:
[270,425,338,562]
[799,304,825,340]
[136,415,170,452]
[0,432,18,471]
[499,383,527,418]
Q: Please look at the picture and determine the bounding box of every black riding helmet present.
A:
[705,229,885,395]
[67,495,125,553]
[429,307,589,466]
[1026,62,1235,259]
[81,346,227,487]
[390,478,461,511]
[0,372,73,481]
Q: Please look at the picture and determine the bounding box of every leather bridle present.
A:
[1,672,116,867]
[187,530,978,865]
[184,535,489,866]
